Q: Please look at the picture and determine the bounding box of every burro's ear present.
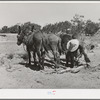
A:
[31,25,34,32]
[18,25,21,35]
[17,34,20,38]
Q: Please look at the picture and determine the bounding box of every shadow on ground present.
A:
[18,58,56,71]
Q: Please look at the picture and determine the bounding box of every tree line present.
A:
[42,14,100,36]
[0,22,41,34]
[0,14,100,36]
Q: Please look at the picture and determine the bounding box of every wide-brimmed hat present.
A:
[67,39,79,52]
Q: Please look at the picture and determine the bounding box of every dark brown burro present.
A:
[59,32,90,68]
[17,26,62,70]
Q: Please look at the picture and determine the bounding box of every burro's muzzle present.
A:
[17,35,22,45]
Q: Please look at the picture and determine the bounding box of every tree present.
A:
[85,20,99,36]
[70,14,85,35]
[9,25,18,33]
[42,21,71,34]
[21,22,41,34]
[1,26,8,33]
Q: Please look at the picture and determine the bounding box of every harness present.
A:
[23,43,27,52]
[22,33,34,52]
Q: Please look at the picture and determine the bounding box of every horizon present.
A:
[0,2,100,28]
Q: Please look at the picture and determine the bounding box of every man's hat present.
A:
[67,39,79,52]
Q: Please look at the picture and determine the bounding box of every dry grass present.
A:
[7,53,14,59]
[18,52,29,61]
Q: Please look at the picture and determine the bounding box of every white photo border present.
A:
[0,1,100,99]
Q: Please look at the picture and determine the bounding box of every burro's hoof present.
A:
[40,67,44,70]
[25,63,31,67]
[40,66,44,70]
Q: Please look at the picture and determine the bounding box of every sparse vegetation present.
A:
[0,14,99,37]
[41,14,100,37]
[18,53,29,61]
[0,22,100,88]
[0,21,41,34]
[7,53,14,59]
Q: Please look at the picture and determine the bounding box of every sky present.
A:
[0,2,100,28]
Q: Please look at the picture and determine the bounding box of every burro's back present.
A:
[48,34,62,53]
[41,33,62,53]
[48,34,60,43]
[32,31,43,44]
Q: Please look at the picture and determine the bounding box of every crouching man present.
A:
[65,39,90,68]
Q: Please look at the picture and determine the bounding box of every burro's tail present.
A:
[42,37,54,60]
[57,38,62,55]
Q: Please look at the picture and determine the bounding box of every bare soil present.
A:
[0,33,100,89]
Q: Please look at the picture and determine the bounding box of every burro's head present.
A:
[17,25,24,45]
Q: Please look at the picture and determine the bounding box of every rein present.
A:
[22,34,30,52]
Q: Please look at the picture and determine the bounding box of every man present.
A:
[65,39,80,68]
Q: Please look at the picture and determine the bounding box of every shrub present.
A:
[18,53,29,61]
[7,53,14,59]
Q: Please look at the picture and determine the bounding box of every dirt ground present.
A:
[0,33,100,89]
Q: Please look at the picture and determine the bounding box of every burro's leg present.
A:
[27,50,31,65]
[36,45,44,70]
[33,50,37,66]
[53,50,58,70]
[52,46,60,70]
[79,45,90,63]
[37,49,43,70]
[27,47,31,65]
[41,50,45,70]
